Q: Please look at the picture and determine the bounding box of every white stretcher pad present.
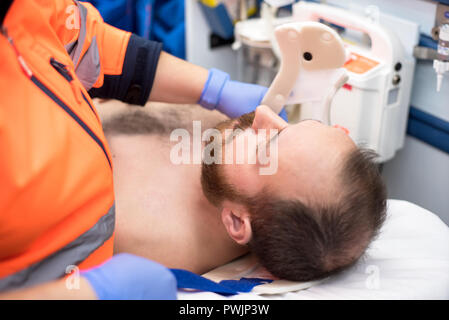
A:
[178,200,449,299]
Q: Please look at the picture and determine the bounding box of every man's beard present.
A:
[200,112,255,207]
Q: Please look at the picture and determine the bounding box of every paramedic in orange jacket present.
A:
[0,0,276,299]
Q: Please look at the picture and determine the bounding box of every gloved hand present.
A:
[81,253,177,300]
[198,68,288,121]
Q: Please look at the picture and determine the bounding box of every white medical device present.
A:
[264,0,295,8]
[434,23,449,92]
[261,21,349,125]
[234,1,417,162]
[288,2,417,162]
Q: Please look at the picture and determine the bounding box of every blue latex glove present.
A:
[198,68,288,121]
[81,253,177,300]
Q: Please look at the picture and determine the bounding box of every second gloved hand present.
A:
[198,68,287,120]
[81,253,177,300]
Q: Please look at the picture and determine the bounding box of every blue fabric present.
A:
[170,269,237,296]
[219,278,273,292]
[86,0,136,32]
[170,269,273,296]
[85,0,185,59]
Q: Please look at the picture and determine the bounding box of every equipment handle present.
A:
[293,2,392,63]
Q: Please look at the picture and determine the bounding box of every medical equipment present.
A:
[264,0,294,8]
[434,24,449,92]
[234,1,418,162]
[290,3,417,162]
[261,21,349,125]
[178,200,449,299]
[288,2,418,162]
[431,2,449,92]
[232,2,285,87]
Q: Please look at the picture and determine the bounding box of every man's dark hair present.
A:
[201,111,387,282]
[246,148,387,281]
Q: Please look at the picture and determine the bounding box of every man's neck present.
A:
[109,133,247,274]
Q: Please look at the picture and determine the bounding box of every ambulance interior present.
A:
[98,0,449,299]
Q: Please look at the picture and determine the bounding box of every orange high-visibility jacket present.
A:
[0,0,162,291]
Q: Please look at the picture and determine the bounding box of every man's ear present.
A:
[221,205,252,245]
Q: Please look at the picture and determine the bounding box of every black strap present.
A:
[88,34,163,106]
[1,0,14,25]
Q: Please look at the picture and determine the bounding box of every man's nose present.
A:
[251,105,288,132]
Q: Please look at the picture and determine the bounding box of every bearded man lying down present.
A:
[96,100,386,281]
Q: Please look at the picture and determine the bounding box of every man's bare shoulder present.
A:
[95,99,228,137]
